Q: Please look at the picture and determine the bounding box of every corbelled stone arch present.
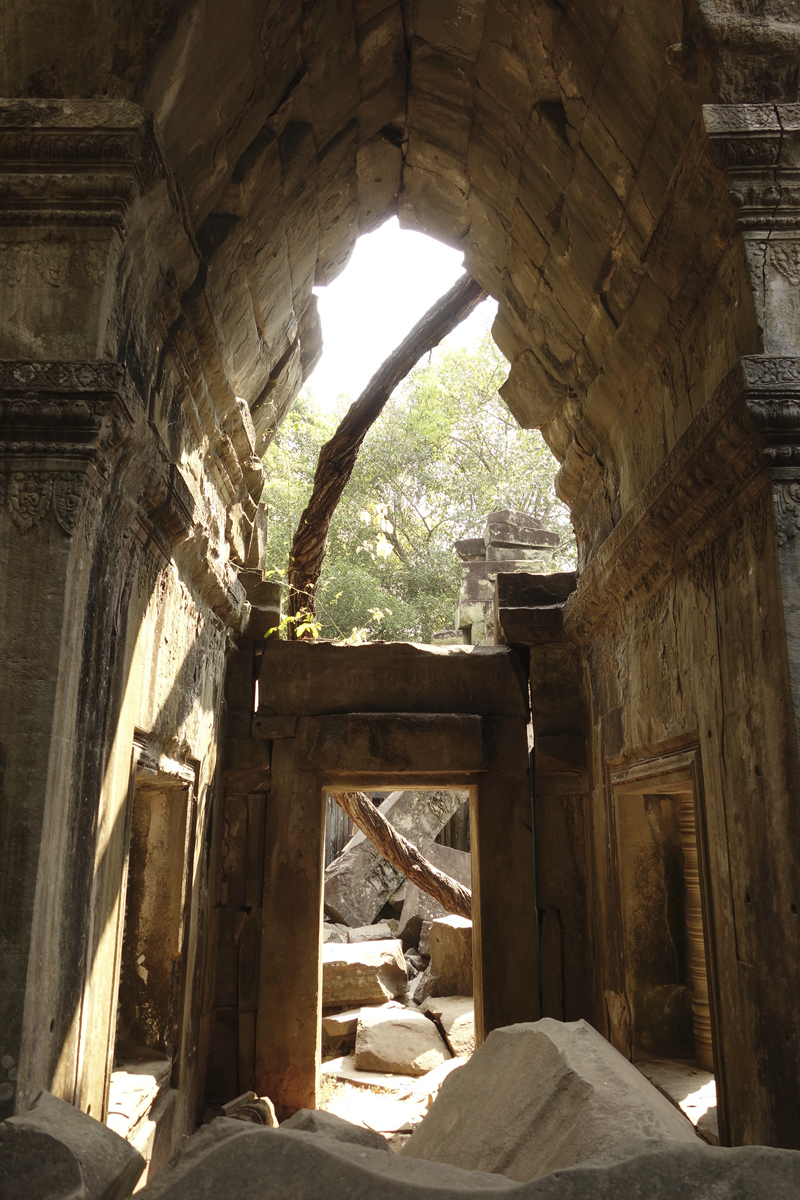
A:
[3,0,800,1162]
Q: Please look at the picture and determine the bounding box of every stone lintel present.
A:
[306,713,485,776]
[495,602,569,647]
[258,640,529,718]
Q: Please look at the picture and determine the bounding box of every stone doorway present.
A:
[610,748,721,1142]
[105,741,197,1147]
[252,640,538,1116]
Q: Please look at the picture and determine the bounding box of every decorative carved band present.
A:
[565,356,800,637]
[0,100,164,191]
[0,359,138,536]
[0,360,137,458]
[144,461,196,542]
[0,469,86,535]
[704,104,800,229]
[743,356,800,468]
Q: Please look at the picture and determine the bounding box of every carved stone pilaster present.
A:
[705,104,800,358]
[705,109,800,728]
[740,356,800,546]
[0,360,137,536]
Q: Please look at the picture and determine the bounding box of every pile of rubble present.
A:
[319,788,475,1133]
[8,1022,800,1199]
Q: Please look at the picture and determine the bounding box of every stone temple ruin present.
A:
[3,0,800,1195]
[454,508,561,645]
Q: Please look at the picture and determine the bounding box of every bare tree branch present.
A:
[287,273,487,632]
[331,790,472,919]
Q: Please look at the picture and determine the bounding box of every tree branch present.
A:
[331,790,472,919]
[287,273,487,631]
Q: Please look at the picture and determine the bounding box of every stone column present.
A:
[255,730,325,1116]
[706,106,800,746]
[0,101,193,1119]
[471,716,540,1041]
[704,104,800,1147]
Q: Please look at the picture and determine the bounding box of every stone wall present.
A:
[0,100,268,1168]
[2,0,800,1167]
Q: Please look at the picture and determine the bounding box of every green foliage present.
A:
[262,333,576,643]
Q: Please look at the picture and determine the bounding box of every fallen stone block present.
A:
[136,1119,515,1198]
[401,1018,698,1180]
[325,789,467,927]
[280,1107,389,1152]
[322,1001,405,1042]
[322,940,407,1006]
[423,997,475,1057]
[406,966,437,1007]
[220,1091,277,1126]
[134,1117,800,1200]
[322,922,349,943]
[429,916,472,996]
[409,1057,468,1105]
[319,1055,419,1092]
[387,881,408,913]
[347,920,398,943]
[398,844,472,951]
[355,1005,451,1076]
[0,1089,145,1200]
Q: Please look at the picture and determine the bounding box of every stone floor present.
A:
[107,1056,171,1141]
[319,1053,467,1144]
[636,1059,719,1144]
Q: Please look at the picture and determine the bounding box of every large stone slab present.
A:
[135,1118,800,1200]
[325,790,467,927]
[401,1019,698,1180]
[423,997,475,1057]
[280,1107,389,1153]
[398,844,472,952]
[429,916,473,997]
[136,1119,514,1198]
[0,1089,145,1200]
[323,921,398,944]
[354,1005,451,1076]
[258,641,529,717]
[322,940,407,1006]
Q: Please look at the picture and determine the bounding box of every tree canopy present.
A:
[262,332,576,643]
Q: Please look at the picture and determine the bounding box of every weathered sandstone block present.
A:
[280,1108,389,1153]
[0,1090,145,1200]
[325,790,467,927]
[422,997,475,1058]
[135,1119,800,1200]
[429,916,473,997]
[398,844,472,951]
[322,940,407,1006]
[354,1005,451,1076]
[401,1019,697,1180]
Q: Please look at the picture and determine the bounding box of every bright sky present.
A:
[306,217,499,409]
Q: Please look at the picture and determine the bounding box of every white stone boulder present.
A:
[354,1005,451,1076]
[322,940,407,1006]
[401,1019,698,1180]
